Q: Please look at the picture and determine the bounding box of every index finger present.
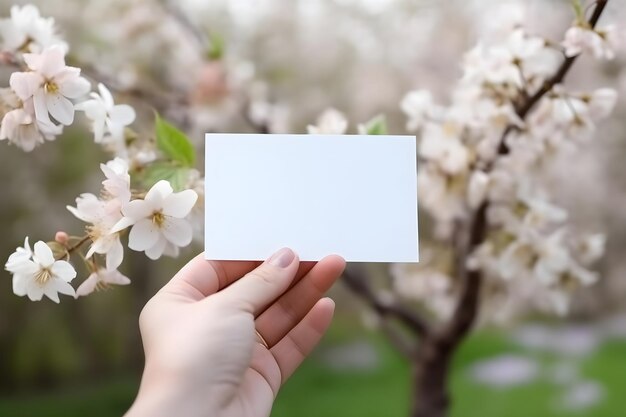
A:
[162,253,317,301]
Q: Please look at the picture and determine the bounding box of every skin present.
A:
[125,248,346,417]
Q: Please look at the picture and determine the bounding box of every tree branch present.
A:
[498,0,609,154]
[343,268,429,337]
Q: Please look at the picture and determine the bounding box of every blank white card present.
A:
[204,134,418,263]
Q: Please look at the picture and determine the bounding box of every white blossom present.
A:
[100,157,131,204]
[0,89,62,151]
[9,46,90,126]
[5,237,33,274]
[67,194,125,271]
[76,268,131,297]
[0,5,67,53]
[75,83,136,144]
[6,240,76,303]
[562,25,619,60]
[111,180,198,260]
[420,122,470,175]
[307,108,348,134]
[67,158,130,270]
[467,170,490,209]
[401,90,437,131]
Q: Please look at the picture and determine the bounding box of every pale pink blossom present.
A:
[111,180,198,260]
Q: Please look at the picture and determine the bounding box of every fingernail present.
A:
[268,248,295,268]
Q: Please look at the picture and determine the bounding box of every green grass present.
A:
[1,322,625,417]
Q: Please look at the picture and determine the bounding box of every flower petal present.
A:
[59,76,90,99]
[105,270,131,285]
[145,180,173,206]
[110,216,135,234]
[109,104,136,125]
[46,93,74,125]
[162,217,193,247]
[76,274,98,297]
[51,277,76,297]
[128,219,160,251]
[106,237,124,271]
[98,83,115,109]
[162,190,198,218]
[26,280,44,301]
[9,72,43,100]
[33,241,54,268]
[145,235,167,260]
[51,260,77,282]
[38,46,66,78]
[33,88,51,125]
[43,285,60,303]
[163,241,180,258]
[121,199,154,220]
[12,274,29,296]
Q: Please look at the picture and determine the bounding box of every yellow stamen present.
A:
[44,81,59,94]
[152,211,165,227]
[35,268,52,286]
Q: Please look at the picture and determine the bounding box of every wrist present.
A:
[125,362,221,417]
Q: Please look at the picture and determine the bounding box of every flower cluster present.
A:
[391,7,618,319]
[1,5,201,302]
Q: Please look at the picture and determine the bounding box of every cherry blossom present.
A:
[100,157,131,204]
[6,240,76,302]
[562,25,619,60]
[9,46,90,126]
[76,268,131,297]
[75,83,136,144]
[67,194,125,270]
[401,90,438,131]
[0,87,61,151]
[307,108,348,134]
[0,4,67,53]
[111,180,198,260]
[66,158,130,270]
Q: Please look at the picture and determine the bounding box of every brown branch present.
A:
[498,0,609,154]
[343,269,429,337]
[435,204,487,351]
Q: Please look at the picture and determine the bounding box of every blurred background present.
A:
[1,0,626,416]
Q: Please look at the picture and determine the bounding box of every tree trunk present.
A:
[411,338,451,417]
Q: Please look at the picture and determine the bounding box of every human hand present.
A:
[125,248,346,417]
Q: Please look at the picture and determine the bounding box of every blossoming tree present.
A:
[307,1,618,416]
[0,1,621,416]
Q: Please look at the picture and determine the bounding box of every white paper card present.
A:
[204,134,418,262]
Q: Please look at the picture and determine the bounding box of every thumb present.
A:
[212,248,299,315]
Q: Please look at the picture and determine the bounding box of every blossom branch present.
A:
[65,235,91,255]
[498,0,609,154]
[342,269,429,337]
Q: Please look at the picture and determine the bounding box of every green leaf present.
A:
[139,162,192,192]
[207,32,225,61]
[155,114,196,167]
[361,114,388,135]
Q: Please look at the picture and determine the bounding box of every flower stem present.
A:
[56,235,91,261]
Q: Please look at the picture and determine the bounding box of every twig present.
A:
[343,269,429,337]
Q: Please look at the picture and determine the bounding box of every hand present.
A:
[125,248,346,417]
